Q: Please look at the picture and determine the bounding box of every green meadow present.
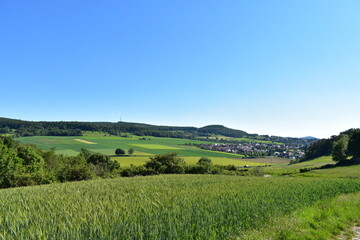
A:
[200,135,283,144]
[260,156,335,176]
[258,155,360,179]
[17,135,283,166]
[114,156,266,167]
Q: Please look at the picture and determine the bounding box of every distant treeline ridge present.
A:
[0,117,315,145]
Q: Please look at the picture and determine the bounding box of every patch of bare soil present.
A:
[73,139,97,144]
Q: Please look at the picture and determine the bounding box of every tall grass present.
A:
[241,191,360,239]
[0,175,359,239]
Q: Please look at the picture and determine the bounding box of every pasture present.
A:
[0,175,359,239]
[113,156,265,167]
[260,156,335,176]
[200,135,282,144]
[259,155,360,180]
[17,135,285,166]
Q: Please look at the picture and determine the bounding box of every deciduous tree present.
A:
[115,148,125,155]
[332,134,349,162]
[128,148,134,155]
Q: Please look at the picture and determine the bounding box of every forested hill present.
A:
[0,117,314,145]
[0,118,246,138]
[198,125,248,138]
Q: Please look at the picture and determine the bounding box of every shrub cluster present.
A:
[0,136,120,188]
[120,154,249,177]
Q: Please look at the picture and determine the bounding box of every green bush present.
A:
[87,153,120,177]
[145,153,185,174]
[115,148,125,155]
[60,164,93,182]
[197,157,212,166]
[120,165,156,177]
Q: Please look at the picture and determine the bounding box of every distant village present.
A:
[188,142,306,159]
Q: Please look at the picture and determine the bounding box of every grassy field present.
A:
[232,137,282,144]
[200,135,283,144]
[259,155,360,180]
[17,136,235,157]
[297,162,360,178]
[114,156,266,167]
[242,191,360,239]
[17,136,287,166]
[0,175,359,239]
[260,156,335,175]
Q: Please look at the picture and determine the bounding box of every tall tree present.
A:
[348,129,360,159]
[128,148,134,155]
[115,148,125,155]
[332,134,349,162]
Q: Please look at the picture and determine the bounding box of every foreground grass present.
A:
[241,191,360,239]
[0,175,359,239]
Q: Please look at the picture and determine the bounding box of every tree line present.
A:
[0,118,200,138]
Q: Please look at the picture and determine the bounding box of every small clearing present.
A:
[73,139,97,144]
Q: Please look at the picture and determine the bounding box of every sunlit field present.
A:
[18,136,287,167]
[0,175,359,239]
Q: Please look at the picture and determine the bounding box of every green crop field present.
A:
[113,156,265,167]
[201,136,283,145]
[296,162,360,178]
[259,156,333,175]
[232,137,283,144]
[17,136,286,166]
[0,175,359,239]
[129,144,182,150]
[258,155,360,181]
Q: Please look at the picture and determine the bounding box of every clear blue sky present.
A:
[1,0,360,138]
